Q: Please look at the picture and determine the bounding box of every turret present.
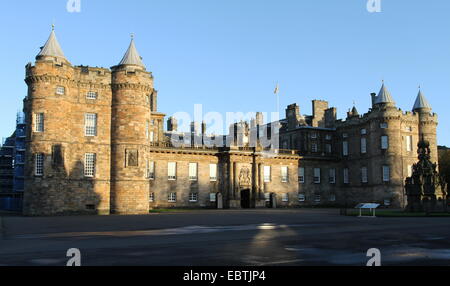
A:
[374,82,396,108]
[35,25,69,65]
[413,88,438,164]
[110,35,153,214]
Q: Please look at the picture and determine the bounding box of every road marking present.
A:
[13,223,314,239]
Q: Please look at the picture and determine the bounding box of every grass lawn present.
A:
[345,209,450,217]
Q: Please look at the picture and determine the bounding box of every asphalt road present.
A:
[0,209,449,266]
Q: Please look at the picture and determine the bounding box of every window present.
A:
[168,162,177,180]
[405,126,412,132]
[150,131,154,143]
[361,138,367,154]
[209,193,216,202]
[189,193,198,202]
[361,167,368,183]
[56,86,65,95]
[85,113,97,136]
[407,165,413,177]
[325,144,332,154]
[209,164,218,181]
[326,134,332,140]
[343,141,349,156]
[35,153,44,176]
[168,192,177,203]
[263,166,271,182]
[281,166,288,182]
[382,165,390,182]
[381,136,389,150]
[343,168,349,184]
[361,129,367,135]
[146,121,149,139]
[146,161,155,179]
[311,133,317,139]
[380,123,388,129]
[86,91,98,100]
[189,163,198,181]
[314,195,321,203]
[311,143,318,153]
[298,167,305,183]
[282,193,289,202]
[264,193,271,202]
[149,192,155,202]
[298,194,306,202]
[313,168,321,184]
[406,135,412,152]
[84,153,96,177]
[329,194,336,202]
[343,133,348,138]
[329,168,336,184]
[34,113,44,132]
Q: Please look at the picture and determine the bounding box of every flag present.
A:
[274,83,279,95]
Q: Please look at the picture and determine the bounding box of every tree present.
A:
[438,146,450,186]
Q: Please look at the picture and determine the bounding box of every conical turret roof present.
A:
[37,26,66,59]
[413,89,432,110]
[375,82,395,105]
[118,36,145,68]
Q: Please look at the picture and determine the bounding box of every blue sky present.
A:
[1,0,449,145]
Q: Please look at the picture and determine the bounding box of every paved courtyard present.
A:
[0,209,450,266]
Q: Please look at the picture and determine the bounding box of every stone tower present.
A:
[413,89,438,164]
[110,35,154,214]
[23,26,112,215]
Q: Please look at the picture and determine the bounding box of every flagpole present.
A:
[275,82,279,121]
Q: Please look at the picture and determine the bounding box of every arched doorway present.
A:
[241,189,251,208]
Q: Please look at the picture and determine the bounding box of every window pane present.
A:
[361,138,367,154]
[34,113,44,132]
[35,153,44,176]
[168,162,176,180]
[361,167,368,183]
[85,113,97,136]
[381,136,389,149]
[343,168,349,184]
[314,168,321,183]
[263,166,271,182]
[298,167,305,183]
[189,163,197,180]
[210,164,217,181]
[84,153,96,177]
[281,166,288,182]
[343,141,348,156]
[383,165,390,182]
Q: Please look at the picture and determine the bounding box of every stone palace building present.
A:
[10,27,438,215]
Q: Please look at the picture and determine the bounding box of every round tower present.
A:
[371,82,403,207]
[23,26,76,215]
[413,89,438,163]
[110,35,153,214]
